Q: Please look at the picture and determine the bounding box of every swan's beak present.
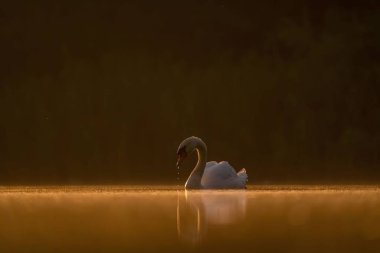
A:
[176,147,187,168]
[176,156,183,168]
[176,152,187,168]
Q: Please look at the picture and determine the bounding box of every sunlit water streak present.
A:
[0,185,379,253]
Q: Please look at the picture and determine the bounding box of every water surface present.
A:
[0,185,379,252]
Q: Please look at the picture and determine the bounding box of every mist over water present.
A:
[0,185,379,253]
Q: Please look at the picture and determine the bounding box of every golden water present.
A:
[0,185,379,252]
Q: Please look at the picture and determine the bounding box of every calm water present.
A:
[0,185,379,253]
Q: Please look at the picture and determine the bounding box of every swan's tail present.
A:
[237,168,248,187]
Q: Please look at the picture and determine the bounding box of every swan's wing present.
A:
[206,161,218,168]
[204,161,235,179]
[202,161,245,188]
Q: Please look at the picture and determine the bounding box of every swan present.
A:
[176,136,248,189]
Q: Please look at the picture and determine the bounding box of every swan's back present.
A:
[201,161,247,189]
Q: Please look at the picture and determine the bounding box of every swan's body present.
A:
[176,136,247,189]
[202,161,247,189]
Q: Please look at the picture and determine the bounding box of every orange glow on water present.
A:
[0,185,379,252]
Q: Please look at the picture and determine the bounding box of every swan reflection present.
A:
[177,190,247,244]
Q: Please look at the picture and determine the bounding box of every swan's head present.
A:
[176,136,203,168]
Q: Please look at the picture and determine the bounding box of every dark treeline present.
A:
[0,0,379,184]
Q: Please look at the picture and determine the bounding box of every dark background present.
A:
[0,0,379,185]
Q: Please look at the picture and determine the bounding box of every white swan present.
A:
[176,136,248,189]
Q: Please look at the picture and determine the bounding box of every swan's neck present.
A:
[185,141,207,189]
